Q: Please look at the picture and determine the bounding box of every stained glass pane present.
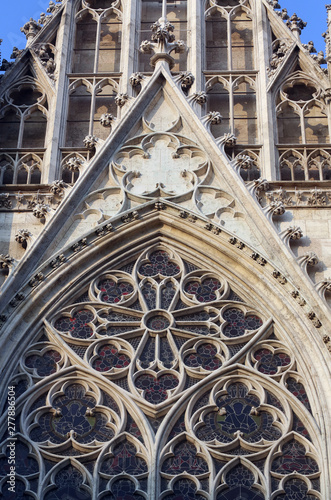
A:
[184,278,221,302]
[254,348,291,375]
[25,349,61,376]
[222,308,262,337]
[196,383,281,443]
[54,310,94,338]
[184,343,222,370]
[139,250,180,277]
[29,384,114,444]
[271,440,319,475]
[44,466,91,500]
[98,279,134,303]
[163,478,206,499]
[101,440,148,475]
[162,441,209,475]
[273,478,318,499]
[135,373,179,404]
[92,344,130,371]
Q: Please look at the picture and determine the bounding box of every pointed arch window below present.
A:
[22,109,47,149]
[72,12,98,73]
[0,109,21,149]
[231,9,254,70]
[98,12,122,73]
[205,11,228,71]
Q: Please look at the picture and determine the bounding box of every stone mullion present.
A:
[254,0,278,180]
[227,14,232,71]
[229,75,234,135]
[90,79,97,136]
[188,0,203,101]
[44,1,75,183]
[93,16,102,74]
[120,0,137,96]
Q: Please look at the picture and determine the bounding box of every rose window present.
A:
[5,245,322,499]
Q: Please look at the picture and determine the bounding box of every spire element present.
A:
[139,0,186,69]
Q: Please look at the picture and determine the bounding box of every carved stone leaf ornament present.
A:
[112,133,209,199]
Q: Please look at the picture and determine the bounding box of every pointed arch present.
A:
[0,206,329,498]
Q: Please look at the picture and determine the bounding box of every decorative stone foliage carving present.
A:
[285,13,307,37]
[297,252,319,273]
[83,135,99,150]
[115,93,129,107]
[99,113,114,127]
[267,39,292,79]
[129,72,144,87]
[189,91,207,105]
[279,226,303,245]
[1,245,322,498]
[15,229,33,249]
[263,201,286,222]
[174,71,195,91]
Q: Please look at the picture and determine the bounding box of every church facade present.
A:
[0,0,331,498]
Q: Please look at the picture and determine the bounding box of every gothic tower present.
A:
[0,0,330,498]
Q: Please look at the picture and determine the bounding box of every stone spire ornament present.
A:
[139,0,185,69]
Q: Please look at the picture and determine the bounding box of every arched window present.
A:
[22,108,47,149]
[233,79,257,143]
[205,0,254,71]
[0,244,323,498]
[65,82,92,147]
[72,1,122,74]
[277,80,329,145]
[206,76,257,144]
[65,79,117,146]
[0,82,48,152]
[0,108,21,148]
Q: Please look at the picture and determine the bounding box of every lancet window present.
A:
[72,0,123,74]
[0,80,47,184]
[206,76,257,145]
[205,0,254,72]
[0,245,323,498]
[277,77,331,181]
[65,79,117,147]
[0,83,47,151]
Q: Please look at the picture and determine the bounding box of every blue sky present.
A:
[0,0,328,62]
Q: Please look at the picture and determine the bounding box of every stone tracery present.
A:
[0,244,322,498]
